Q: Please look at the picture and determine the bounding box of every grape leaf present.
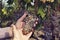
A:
[38,7,45,19]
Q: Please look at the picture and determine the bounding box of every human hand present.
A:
[12,24,32,40]
[12,13,38,40]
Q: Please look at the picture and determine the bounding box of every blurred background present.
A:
[0,0,60,40]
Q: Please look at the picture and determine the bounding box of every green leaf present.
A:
[14,0,19,10]
[2,8,7,15]
[38,7,45,19]
[28,6,34,11]
[24,0,31,3]
[7,0,14,5]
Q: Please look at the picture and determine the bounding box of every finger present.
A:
[26,32,32,38]
[17,13,27,22]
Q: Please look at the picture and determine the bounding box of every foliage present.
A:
[1,0,60,40]
[2,0,19,15]
[1,0,19,27]
[0,0,58,28]
[38,7,46,19]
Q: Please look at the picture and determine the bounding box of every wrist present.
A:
[8,26,13,37]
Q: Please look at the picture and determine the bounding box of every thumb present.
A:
[12,24,17,32]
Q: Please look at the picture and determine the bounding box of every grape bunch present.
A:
[22,11,38,35]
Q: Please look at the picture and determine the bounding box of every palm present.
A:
[12,23,32,40]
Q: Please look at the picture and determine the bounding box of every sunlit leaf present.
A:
[2,8,7,15]
[38,7,45,19]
